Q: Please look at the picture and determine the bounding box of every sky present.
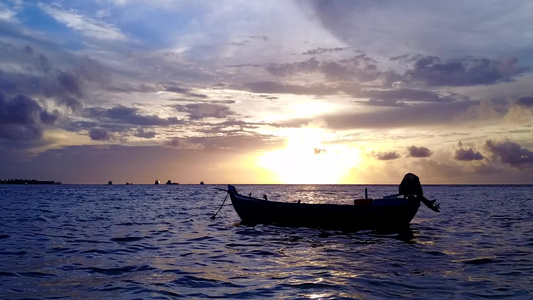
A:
[1,0,533,184]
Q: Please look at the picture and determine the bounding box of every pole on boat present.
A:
[365,187,368,199]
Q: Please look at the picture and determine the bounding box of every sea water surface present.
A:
[0,184,532,299]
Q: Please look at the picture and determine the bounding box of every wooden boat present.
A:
[224,174,439,231]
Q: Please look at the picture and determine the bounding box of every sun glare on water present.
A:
[258,128,361,184]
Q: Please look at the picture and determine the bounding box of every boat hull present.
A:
[229,187,420,231]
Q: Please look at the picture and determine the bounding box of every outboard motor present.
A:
[399,173,440,212]
[399,173,424,198]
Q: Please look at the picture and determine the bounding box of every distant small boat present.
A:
[225,173,439,231]
[155,180,160,185]
[166,180,172,185]
[108,181,113,185]
[200,181,204,185]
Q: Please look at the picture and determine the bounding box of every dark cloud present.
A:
[169,99,236,105]
[0,92,57,141]
[23,45,33,55]
[375,151,400,160]
[163,84,208,99]
[241,81,336,96]
[86,105,184,126]
[165,137,182,147]
[134,128,156,139]
[104,83,158,94]
[39,110,59,124]
[56,71,82,98]
[0,44,92,110]
[0,124,42,141]
[247,35,269,42]
[39,54,51,73]
[454,148,484,161]
[74,56,112,85]
[187,133,281,151]
[89,127,111,141]
[515,96,533,107]
[484,139,533,169]
[196,118,269,135]
[320,61,353,80]
[163,137,202,149]
[266,58,320,76]
[302,47,349,55]
[405,56,524,86]
[227,41,249,46]
[359,88,461,107]
[173,103,234,120]
[265,55,388,84]
[407,146,432,158]
[56,96,82,111]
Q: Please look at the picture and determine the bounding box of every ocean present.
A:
[0,184,532,299]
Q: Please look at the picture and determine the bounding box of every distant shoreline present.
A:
[0,179,61,185]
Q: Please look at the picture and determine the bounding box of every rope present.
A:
[210,192,229,219]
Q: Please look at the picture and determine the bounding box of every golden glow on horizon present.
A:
[257,128,361,184]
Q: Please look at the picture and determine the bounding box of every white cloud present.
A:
[0,6,17,22]
[38,3,128,41]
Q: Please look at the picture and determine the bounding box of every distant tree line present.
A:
[0,179,61,185]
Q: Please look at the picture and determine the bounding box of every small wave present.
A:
[81,249,111,254]
[110,236,143,243]
[0,250,28,255]
[73,239,110,244]
[426,250,447,256]
[245,249,284,257]
[83,265,155,276]
[462,257,496,265]
[172,275,243,288]
[0,271,19,277]
[18,271,57,278]
[0,234,10,239]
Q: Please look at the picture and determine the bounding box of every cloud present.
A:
[266,58,320,76]
[407,146,432,158]
[0,6,17,23]
[241,81,336,96]
[38,3,128,41]
[503,96,533,124]
[283,101,474,130]
[0,92,57,141]
[515,96,533,107]
[359,88,460,107]
[264,54,388,84]
[374,151,400,161]
[187,133,280,151]
[455,100,504,123]
[86,105,184,126]
[454,148,484,161]
[173,103,234,120]
[484,139,533,170]
[164,137,202,149]
[134,128,156,139]
[0,44,114,111]
[404,55,524,87]
[89,127,112,141]
[302,47,349,55]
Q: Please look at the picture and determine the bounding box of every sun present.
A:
[257,128,361,184]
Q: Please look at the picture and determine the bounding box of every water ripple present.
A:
[0,184,532,299]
